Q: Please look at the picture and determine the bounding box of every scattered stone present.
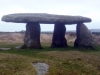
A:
[31,62,49,75]
[2,13,91,24]
[15,46,21,49]
[0,48,11,50]
[74,23,94,49]
[51,23,68,48]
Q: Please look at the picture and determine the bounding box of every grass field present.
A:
[0,32,100,75]
[0,43,100,75]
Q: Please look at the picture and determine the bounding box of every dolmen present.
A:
[1,13,94,49]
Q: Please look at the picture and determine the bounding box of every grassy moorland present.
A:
[0,32,100,75]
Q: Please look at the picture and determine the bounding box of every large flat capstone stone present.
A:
[2,13,91,24]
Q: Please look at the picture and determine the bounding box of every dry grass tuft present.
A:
[93,34,100,45]
[0,32,24,44]
[40,33,52,43]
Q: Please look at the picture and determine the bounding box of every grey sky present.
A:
[0,0,100,32]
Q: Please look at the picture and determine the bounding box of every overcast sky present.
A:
[0,0,100,32]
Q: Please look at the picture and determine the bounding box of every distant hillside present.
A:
[67,29,100,32]
[90,29,100,32]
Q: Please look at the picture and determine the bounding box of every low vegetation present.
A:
[0,53,36,75]
[0,43,100,75]
[0,32,100,75]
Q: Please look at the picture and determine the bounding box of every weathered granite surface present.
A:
[51,23,68,47]
[32,62,49,75]
[74,23,94,49]
[2,13,91,24]
[21,22,42,49]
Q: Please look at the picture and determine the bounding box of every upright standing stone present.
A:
[21,22,42,49]
[51,23,68,48]
[74,23,94,49]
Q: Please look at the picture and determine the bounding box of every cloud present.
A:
[1,6,32,15]
[0,0,100,31]
[86,11,100,22]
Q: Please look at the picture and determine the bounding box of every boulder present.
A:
[51,23,68,48]
[2,13,91,24]
[21,22,42,49]
[74,23,94,49]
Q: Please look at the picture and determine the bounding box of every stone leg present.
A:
[21,22,42,49]
[51,23,68,48]
[74,23,94,49]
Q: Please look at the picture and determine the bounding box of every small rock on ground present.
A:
[0,48,11,50]
[31,62,49,75]
[15,46,21,49]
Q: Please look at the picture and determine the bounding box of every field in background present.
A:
[0,32,99,46]
[0,32,76,45]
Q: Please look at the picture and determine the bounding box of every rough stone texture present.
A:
[2,13,92,24]
[74,23,94,49]
[21,22,42,49]
[32,62,49,75]
[51,23,68,48]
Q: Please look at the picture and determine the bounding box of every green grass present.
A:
[0,43,100,75]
